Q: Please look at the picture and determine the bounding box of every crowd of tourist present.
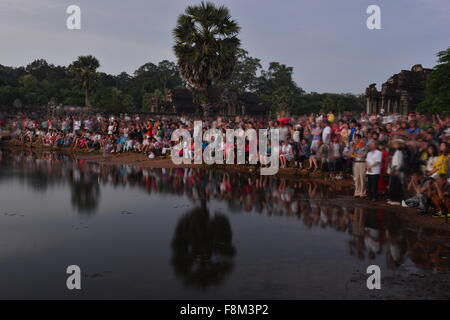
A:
[0,110,449,218]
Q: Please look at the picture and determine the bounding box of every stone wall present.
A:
[365,64,432,114]
[150,88,271,117]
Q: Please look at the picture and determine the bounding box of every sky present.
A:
[0,0,449,94]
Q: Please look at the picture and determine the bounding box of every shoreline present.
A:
[0,139,354,183]
[1,140,450,233]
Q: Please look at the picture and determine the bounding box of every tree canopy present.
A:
[0,58,184,112]
[68,55,100,108]
[222,48,262,93]
[419,47,450,114]
[173,1,241,90]
[0,55,365,115]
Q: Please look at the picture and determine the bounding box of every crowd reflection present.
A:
[0,148,448,275]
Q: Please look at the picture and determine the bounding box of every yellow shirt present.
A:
[433,154,449,175]
[327,113,335,123]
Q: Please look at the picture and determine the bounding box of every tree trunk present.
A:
[85,88,89,108]
[201,86,214,117]
[201,102,213,118]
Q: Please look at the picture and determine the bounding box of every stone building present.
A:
[150,88,271,117]
[365,64,432,114]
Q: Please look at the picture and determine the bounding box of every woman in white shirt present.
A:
[279,140,294,168]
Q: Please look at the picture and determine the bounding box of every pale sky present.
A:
[0,0,449,93]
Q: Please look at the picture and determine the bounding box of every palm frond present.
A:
[173,2,240,90]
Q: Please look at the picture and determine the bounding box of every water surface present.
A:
[0,148,448,299]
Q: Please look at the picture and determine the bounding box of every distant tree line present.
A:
[0,57,184,113]
[0,53,366,115]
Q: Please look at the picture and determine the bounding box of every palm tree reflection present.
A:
[171,200,236,289]
[69,167,100,214]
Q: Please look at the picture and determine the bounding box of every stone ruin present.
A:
[150,88,271,117]
[365,64,432,114]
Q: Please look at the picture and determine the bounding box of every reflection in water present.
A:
[69,168,100,214]
[171,201,235,289]
[0,149,101,214]
[0,148,449,274]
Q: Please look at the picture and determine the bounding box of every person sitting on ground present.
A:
[310,140,328,172]
[328,136,343,179]
[280,140,295,168]
[124,137,134,152]
[402,172,433,216]
[310,123,322,152]
[421,144,438,176]
[429,142,449,179]
[297,138,311,169]
[430,174,450,218]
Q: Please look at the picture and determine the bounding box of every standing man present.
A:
[322,121,332,145]
[350,134,368,198]
[366,141,382,201]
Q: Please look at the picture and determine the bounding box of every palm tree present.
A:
[173,1,240,115]
[69,55,100,108]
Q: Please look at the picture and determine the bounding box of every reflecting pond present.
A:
[0,148,448,299]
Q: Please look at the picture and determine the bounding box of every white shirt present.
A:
[366,149,382,175]
[391,150,404,171]
[281,144,293,155]
[330,143,341,158]
[322,126,331,144]
[279,127,289,142]
[293,130,301,143]
[426,156,437,173]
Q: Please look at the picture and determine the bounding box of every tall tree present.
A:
[256,62,304,114]
[157,60,182,90]
[69,55,100,108]
[173,1,240,115]
[223,48,262,93]
[419,47,450,114]
[256,62,296,95]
